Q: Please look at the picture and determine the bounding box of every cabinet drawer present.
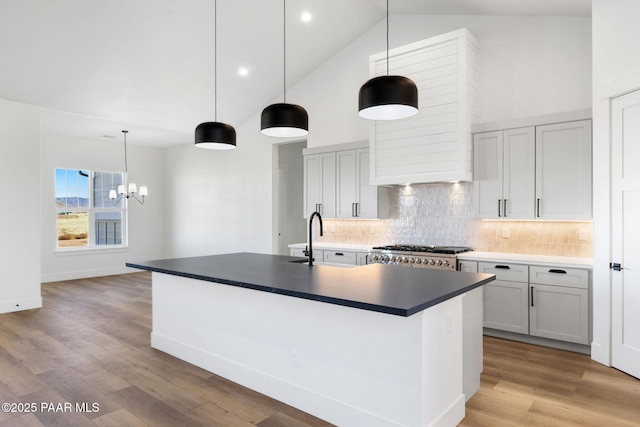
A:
[323,251,357,265]
[478,262,528,282]
[529,266,589,289]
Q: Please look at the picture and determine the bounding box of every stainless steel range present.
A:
[368,245,473,271]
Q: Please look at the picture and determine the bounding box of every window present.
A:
[55,168,125,249]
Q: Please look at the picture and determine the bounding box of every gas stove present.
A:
[368,245,473,270]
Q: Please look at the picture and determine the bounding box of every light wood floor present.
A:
[0,273,638,427]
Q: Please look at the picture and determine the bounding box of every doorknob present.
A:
[610,263,624,271]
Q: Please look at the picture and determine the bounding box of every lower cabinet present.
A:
[529,266,590,345]
[483,280,529,334]
[474,261,590,346]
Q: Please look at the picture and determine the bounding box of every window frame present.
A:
[54,168,128,253]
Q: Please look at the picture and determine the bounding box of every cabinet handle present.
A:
[498,199,502,217]
[503,199,508,217]
[549,269,567,274]
[531,286,534,307]
[352,202,356,217]
[494,265,511,269]
[334,252,344,256]
[536,198,541,217]
[356,202,360,217]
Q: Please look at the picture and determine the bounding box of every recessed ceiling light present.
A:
[301,11,312,22]
[238,67,249,77]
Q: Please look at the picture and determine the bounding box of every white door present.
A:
[473,131,503,218]
[503,127,535,219]
[611,89,640,379]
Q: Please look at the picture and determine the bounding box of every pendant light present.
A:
[260,0,308,137]
[195,0,236,149]
[358,0,418,120]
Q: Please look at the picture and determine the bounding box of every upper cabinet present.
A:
[368,28,479,185]
[473,112,592,220]
[304,152,336,218]
[304,142,388,219]
[535,120,592,220]
[474,127,535,219]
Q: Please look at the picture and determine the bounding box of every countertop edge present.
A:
[127,261,410,316]
[126,257,494,317]
[457,251,593,269]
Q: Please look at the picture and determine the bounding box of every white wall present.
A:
[591,0,640,365]
[0,99,42,313]
[163,14,592,258]
[40,134,165,282]
[163,113,275,258]
[289,14,592,149]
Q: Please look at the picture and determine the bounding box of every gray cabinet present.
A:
[535,120,592,220]
[336,148,388,219]
[473,117,592,221]
[458,260,478,273]
[473,127,535,219]
[529,266,590,344]
[479,262,529,334]
[305,141,388,219]
[303,152,335,218]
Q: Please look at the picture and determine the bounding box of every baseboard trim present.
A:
[0,296,42,314]
[484,328,591,355]
[41,266,137,283]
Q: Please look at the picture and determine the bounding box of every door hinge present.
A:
[610,262,624,271]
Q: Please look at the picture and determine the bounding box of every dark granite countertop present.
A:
[126,252,495,317]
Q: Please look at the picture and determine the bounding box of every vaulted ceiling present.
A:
[0,0,591,147]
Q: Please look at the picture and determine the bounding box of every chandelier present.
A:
[109,130,148,205]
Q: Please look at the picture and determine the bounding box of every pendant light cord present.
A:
[283,0,287,103]
[214,0,218,121]
[386,0,389,76]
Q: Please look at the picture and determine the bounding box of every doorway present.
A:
[611,88,640,379]
[274,141,307,255]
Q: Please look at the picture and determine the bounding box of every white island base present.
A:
[151,272,470,427]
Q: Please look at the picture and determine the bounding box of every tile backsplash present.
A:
[316,182,593,258]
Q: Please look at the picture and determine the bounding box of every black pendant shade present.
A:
[261,103,308,137]
[195,121,236,150]
[194,0,237,150]
[358,75,418,120]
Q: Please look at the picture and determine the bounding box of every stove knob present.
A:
[443,260,450,266]
[402,257,410,264]
[436,260,443,266]
[371,255,378,261]
[389,256,396,262]
[407,257,415,264]
[382,255,390,262]
[429,259,436,265]
[415,258,422,264]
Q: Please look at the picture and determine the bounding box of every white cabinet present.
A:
[458,260,478,272]
[369,28,479,185]
[337,148,388,219]
[323,250,358,265]
[529,266,590,344]
[479,262,529,334]
[357,252,369,266]
[473,127,535,219]
[473,116,592,221]
[304,141,388,219]
[303,152,336,218]
[535,120,592,220]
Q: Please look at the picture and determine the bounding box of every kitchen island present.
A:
[126,253,494,427]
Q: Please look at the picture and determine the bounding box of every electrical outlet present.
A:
[289,349,299,368]
[502,227,510,238]
[579,229,588,241]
